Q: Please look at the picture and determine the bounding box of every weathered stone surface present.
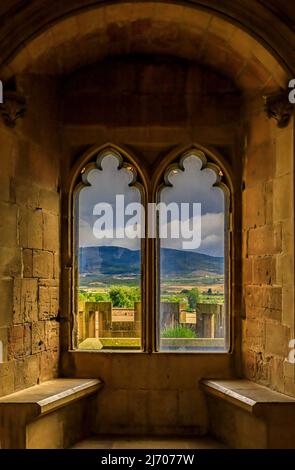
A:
[19,207,43,249]
[245,285,282,311]
[0,362,15,397]
[8,324,31,359]
[45,321,59,350]
[33,249,54,279]
[13,278,38,324]
[32,321,45,354]
[248,224,282,256]
[38,281,59,320]
[253,256,276,285]
[22,249,33,277]
[43,212,59,252]
[265,322,289,357]
[40,350,59,381]
[0,278,13,328]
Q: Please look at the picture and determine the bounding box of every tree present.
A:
[109,286,140,308]
[187,288,200,310]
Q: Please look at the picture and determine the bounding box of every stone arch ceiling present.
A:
[0,1,293,94]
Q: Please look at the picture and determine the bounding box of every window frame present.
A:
[65,143,234,354]
[151,145,234,354]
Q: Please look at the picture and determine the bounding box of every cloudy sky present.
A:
[78,154,225,257]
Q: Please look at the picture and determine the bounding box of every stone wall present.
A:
[242,97,294,395]
[0,75,61,397]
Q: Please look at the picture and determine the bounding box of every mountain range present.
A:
[79,246,224,277]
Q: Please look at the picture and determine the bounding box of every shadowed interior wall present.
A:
[0,75,62,397]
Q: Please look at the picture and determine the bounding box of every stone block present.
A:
[0,278,13,327]
[22,249,33,277]
[0,246,22,277]
[39,189,60,214]
[0,361,15,397]
[245,285,282,311]
[245,141,275,187]
[33,250,54,278]
[38,282,59,320]
[277,254,293,286]
[43,212,59,252]
[243,257,253,285]
[248,224,282,256]
[25,354,41,387]
[14,179,40,209]
[265,181,273,225]
[265,321,290,357]
[13,278,38,324]
[253,256,276,285]
[273,174,292,222]
[281,219,294,256]
[275,126,293,178]
[246,112,272,149]
[244,318,265,352]
[8,324,31,359]
[243,185,265,228]
[45,321,59,350]
[39,350,59,381]
[32,321,45,353]
[19,207,43,249]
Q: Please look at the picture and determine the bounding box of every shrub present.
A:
[109,286,140,308]
[161,325,197,338]
[187,288,200,310]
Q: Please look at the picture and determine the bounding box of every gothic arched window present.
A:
[156,150,230,352]
[73,148,145,351]
[71,146,231,353]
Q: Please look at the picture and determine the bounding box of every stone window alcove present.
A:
[71,145,232,353]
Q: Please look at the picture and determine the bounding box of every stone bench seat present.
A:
[201,379,295,448]
[0,378,103,449]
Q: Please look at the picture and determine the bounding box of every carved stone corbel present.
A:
[0,90,26,127]
[263,88,293,128]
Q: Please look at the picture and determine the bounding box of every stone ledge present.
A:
[201,379,295,415]
[201,378,295,448]
[0,378,102,416]
[0,378,103,448]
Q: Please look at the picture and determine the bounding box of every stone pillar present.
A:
[196,303,219,338]
[84,302,98,338]
[98,302,112,338]
[160,302,180,330]
[77,301,85,343]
